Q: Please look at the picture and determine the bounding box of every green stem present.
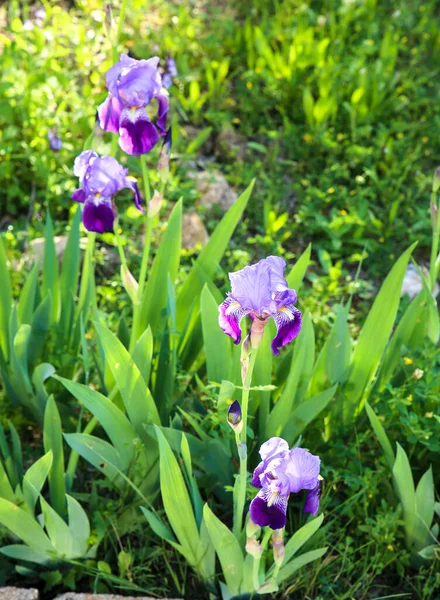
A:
[252,528,271,590]
[429,189,439,290]
[129,155,153,352]
[115,0,129,56]
[233,347,258,539]
[114,225,128,270]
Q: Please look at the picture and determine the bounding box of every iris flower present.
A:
[72,150,142,233]
[98,54,169,156]
[249,437,321,530]
[218,256,302,355]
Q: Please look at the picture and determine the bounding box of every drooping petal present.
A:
[275,447,320,495]
[83,156,128,197]
[98,95,123,133]
[303,480,321,516]
[82,196,115,233]
[73,150,98,180]
[72,188,86,204]
[271,304,302,356]
[119,108,159,155]
[156,91,169,134]
[125,177,144,212]
[218,296,250,344]
[249,490,288,530]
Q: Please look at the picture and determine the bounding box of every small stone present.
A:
[401,264,439,299]
[215,128,248,162]
[195,170,237,213]
[0,588,39,600]
[182,213,209,250]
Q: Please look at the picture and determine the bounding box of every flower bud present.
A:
[227,400,242,433]
[158,127,172,184]
[431,200,438,231]
[249,316,267,349]
[240,335,250,384]
[121,265,139,305]
[147,190,163,218]
[104,4,116,41]
[246,517,261,539]
[245,535,263,559]
[272,528,285,567]
[432,166,440,194]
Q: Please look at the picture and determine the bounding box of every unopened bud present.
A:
[246,517,261,538]
[147,190,163,218]
[249,316,267,349]
[272,528,285,567]
[433,167,440,194]
[227,400,243,433]
[158,127,172,183]
[240,335,250,384]
[431,200,438,231]
[104,4,116,40]
[121,265,139,305]
[246,535,263,559]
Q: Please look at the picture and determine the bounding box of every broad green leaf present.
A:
[267,314,314,438]
[154,426,200,565]
[0,236,12,361]
[42,212,60,324]
[282,514,324,565]
[343,243,416,422]
[60,207,81,336]
[203,503,244,594]
[28,294,52,368]
[55,376,137,468]
[43,397,66,517]
[12,324,33,396]
[286,244,311,291]
[0,498,54,555]
[138,200,182,337]
[365,402,394,470]
[133,326,153,386]
[199,515,216,581]
[201,285,232,383]
[40,496,73,557]
[95,323,160,438]
[140,506,176,544]
[377,292,425,389]
[392,443,416,549]
[177,180,254,333]
[31,363,55,417]
[67,495,90,557]
[8,422,23,483]
[282,385,337,443]
[0,459,15,503]
[309,304,351,397]
[415,467,435,549]
[22,451,53,514]
[17,262,39,325]
[277,547,328,583]
[63,433,122,484]
[0,544,50,565]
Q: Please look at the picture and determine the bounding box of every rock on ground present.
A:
[195,169,237,213]
[182,213,209,249]
[0,589,39,600]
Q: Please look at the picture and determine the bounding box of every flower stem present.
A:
[429,189,439,290]
[114,224,128,270]
[233,346,258,539]
[129,155,153,351]
[252,528,271,590]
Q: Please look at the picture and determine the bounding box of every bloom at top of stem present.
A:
[162,57,178,89]
[249,437,321,530]
[71,150,143,233]
[98,53,169,156]
[218,256,302,356]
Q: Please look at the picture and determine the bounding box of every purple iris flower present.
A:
[48,129,62,151]
[162,57,178,89]
[98,54,169,156]
[249,437,321,530]
[72,150,143,233]
[218,256,302,356]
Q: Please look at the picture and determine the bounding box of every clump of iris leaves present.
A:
[0,1,439,599]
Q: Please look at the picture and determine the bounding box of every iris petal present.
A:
[249,490,288,530]
[82,196,115,233]
[271,304,302,356]
[119,108,159,156]
[98,95,123,134]
[218,297,250,345]
[303,480,321,516]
